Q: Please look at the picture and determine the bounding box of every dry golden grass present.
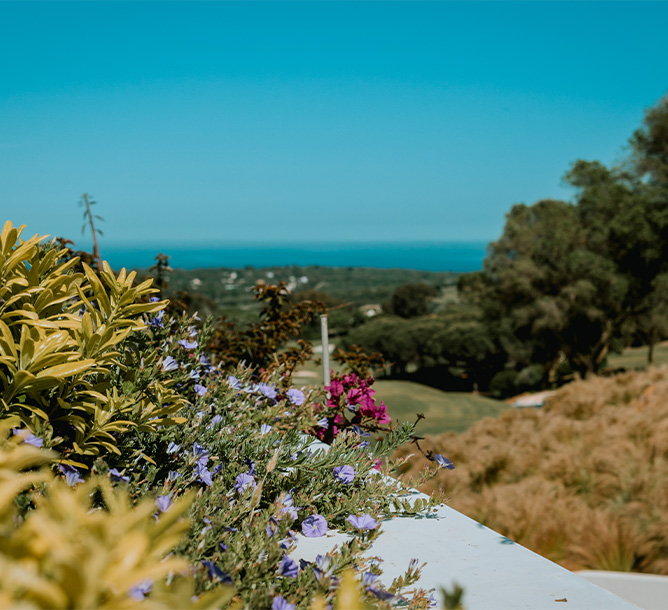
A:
[395,366,668,574]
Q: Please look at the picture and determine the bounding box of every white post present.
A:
[320,314,330,386]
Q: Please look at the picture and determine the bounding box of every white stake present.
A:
[320,314,330,386]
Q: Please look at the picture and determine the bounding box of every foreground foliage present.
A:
[0,221,445,609]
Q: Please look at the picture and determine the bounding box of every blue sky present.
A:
[2,1,668,249]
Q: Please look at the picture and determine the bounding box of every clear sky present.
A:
[2,1,668,249]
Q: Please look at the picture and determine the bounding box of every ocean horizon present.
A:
[99,241,489,273]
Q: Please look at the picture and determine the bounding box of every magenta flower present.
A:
[301,514,327,537]
[347,514,378,530]
[346,387,364,405]
[327,378,344,398]
[333,465,355,484]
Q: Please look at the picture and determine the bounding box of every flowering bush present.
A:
[0,222,447,609]
[314,372,392,444]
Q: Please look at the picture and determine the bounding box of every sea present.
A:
[100,241,489,273]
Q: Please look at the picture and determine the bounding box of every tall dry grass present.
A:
[395,366,668,574]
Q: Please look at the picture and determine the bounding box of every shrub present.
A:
[397,366,668,574]
[0,417,233,610]
[0,221,444,609]
[0,221,187,464]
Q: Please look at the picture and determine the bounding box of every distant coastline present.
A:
[99,241,488,273]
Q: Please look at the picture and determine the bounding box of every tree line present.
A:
[344,92,668,397]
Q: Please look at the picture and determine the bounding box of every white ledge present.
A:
[295,438,639,609]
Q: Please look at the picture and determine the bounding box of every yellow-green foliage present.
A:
[0,221,187,460]
[396,366,668,574]
[0,419,233,609]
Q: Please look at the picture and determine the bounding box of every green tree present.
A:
[386,282,436,318]
[566,97,668,362]
[466,199,627,379]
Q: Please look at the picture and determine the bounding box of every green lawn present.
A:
[293,344,510,436]
[606,341,668,371]
[373,380,509,436]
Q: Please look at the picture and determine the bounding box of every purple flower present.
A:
[149,296,160,303]
[317,417,329,429]
[210,414,223,427]
[189,368,200,380]
[272,596,296,610]
[193,442,209,462]
[280,532,296,550]
[195,463,213,486]
[19,431,43,448]
[362,572,379,586]
[311,554,332,581]
[58,464,83,487]
[434,454,455,470]
[167,441,181,454]
[128,580,152,600]
[277,492,299,521]
[23,431,45,448]
[228,375,242,390]
[347,514,378,530]
[194,384,207,396]
[150,310,165,328]
[244,458,256,475]
[260,423,272,435]
[162,356,179,371]
[219,541,228,552]
[301,514,327,537]
[234,473,256,494]
[278,554,299,578]
[109,468,130,483]
[200,354,214,371]
[257,383,277,400]
[368,587,394,601]
[167,470,181,482]
[178,339,198,350]
[201,560,233,584]
[155,494,173,512]
[286,388,305,406]
[333,465,355,484]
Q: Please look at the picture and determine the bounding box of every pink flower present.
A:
[347,388,364,405]
[327,378,344,398]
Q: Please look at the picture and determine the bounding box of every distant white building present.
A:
[360,304,382,318]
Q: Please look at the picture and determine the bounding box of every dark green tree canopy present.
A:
[386,282,437,318]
